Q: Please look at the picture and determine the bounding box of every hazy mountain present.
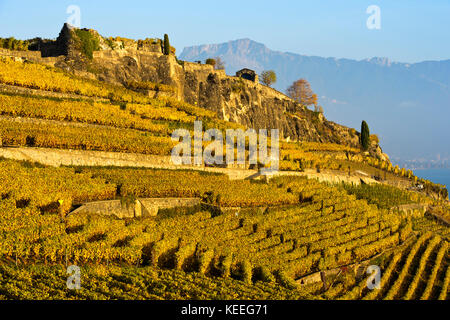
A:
[180,39,450,163]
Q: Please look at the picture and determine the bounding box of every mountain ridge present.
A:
[180,39,450,162]
[181,38,450,69]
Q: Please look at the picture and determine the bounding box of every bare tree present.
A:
[286,79,318,106]
[214,57,225,70]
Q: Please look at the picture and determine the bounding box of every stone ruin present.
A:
[236,68,258,82]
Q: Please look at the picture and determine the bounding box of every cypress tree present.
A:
[442,188,448,200]
[360,120,370,151]
[163,34,170,55]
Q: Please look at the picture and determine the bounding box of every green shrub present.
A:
[75,29,100,59]
[105,38,116,50]
[205,58,216,66]
[0,37,30,51]
[175,57,185,66]
[260,70,277,87]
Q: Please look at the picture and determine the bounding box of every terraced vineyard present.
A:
[1,56,437,182]
[0,158,422,299]
[411,216,450,241]
[328,233,449,300]
[0,263,322,300]
[0,55,449,300]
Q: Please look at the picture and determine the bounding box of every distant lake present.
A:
[414,168,450,199]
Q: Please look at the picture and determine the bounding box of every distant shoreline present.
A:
[413,168,450,190]
[393,162,450,171]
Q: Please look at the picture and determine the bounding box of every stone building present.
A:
[236,68,258,82]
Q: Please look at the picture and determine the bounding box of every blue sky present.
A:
[0,0,449,63]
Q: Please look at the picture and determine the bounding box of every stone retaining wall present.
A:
[0,146,375,185]
[0,48,62,66]
[0,146,259,180]
[70,198,201,219]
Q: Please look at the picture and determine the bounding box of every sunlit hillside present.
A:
[0,56,448,300]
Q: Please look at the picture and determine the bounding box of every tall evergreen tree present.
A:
[360,120,370,151]
[163,34,170,55]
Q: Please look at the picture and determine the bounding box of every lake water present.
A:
[414,168,450,199]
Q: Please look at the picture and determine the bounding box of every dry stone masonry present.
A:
[70,198,201,219]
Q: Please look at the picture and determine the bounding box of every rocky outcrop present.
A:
[196,74,360,145]
[88,50,361,146]
[24,25,386,153]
